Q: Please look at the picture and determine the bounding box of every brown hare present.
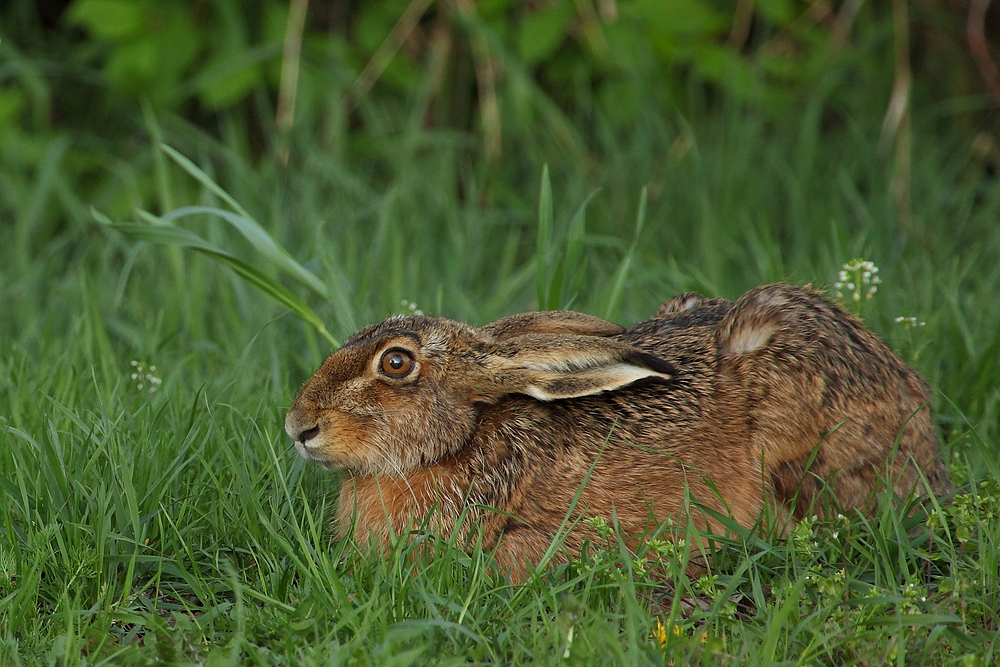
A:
[285,284,949,574]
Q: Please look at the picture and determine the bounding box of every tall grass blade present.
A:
[604,187,647,321]
[159,144,253,220]
[546,189,597,310]
[761,575,806,662]
[536,165,554,310]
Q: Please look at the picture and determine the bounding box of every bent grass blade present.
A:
[106,220,338,347]
[158,144,330,300]
[160,205,330,301]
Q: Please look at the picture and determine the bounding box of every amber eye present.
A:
[380,349,414,377]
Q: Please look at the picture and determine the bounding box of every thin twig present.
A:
[349,0,436,109]
[831,0,864,50]
[276,0,310,165]
[597,0,618,22]
[453,0,502,162]
[574,0,609,56]
[419,13,454,124]
[968,0,1000,107]
[880,0,912,233]
[729,0,754,50]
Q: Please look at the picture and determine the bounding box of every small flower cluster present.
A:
[834,259,881,303]
[791,515,819,556]
[583,515,613,541]
[645,535,683,561]
[900,581,929,612]
[0,545,14,596]
[651,618,684,646]
[129,360,162,393]
[400,300,424,316]
[650,618,708,648]
[938,575,980,598]
[814,567,848,599]
[894,316,926,328]
[651,618,670,646]
[577,517,692,579]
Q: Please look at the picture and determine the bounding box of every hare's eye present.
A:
[380,350,414,377]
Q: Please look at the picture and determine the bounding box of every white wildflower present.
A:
[833,259,880,310]
[400,300,424,316]
[129,361,162,393]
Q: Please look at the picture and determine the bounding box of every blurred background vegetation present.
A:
[3,0,998,203]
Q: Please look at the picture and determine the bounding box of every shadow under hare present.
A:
[285,284,949,574]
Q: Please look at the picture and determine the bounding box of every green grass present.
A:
[3,59,1000,666]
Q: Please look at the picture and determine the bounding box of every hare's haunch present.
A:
[285,284,949,572]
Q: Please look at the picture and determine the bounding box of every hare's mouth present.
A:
[294,441,342,470]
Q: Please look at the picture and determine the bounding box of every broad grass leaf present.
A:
[560,188,596,307]
[160,206,330,300]
[108,221,337,347]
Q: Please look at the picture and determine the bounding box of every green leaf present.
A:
[632,0,727,36]
[106,39,159,87]
[562,190,596,278]
[0,88,27,129]
[692,43,764,103]
[761,575,806,662]
[518,0,575,65]
[194,45,275,109]
[198,64,261,110]
[757,0,795,23]
[68,0,146,41]
[545,258,566,311]
[157,144,331,300]
[108,221,337,347]
[857,613,964,629]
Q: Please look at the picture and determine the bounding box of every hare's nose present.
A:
[295,425,320,444]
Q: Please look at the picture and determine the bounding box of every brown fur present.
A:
[285,284,950,576]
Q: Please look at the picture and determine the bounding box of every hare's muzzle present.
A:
[286,418,339,468]
[294,424,320,444]
[285,411,320,447]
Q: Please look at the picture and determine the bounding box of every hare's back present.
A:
[716,284,948,512]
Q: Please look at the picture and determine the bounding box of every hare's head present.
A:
[285,311,675,475]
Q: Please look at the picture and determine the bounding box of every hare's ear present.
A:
[481,311,623,340]
[716,283,811,357]
[475,334,674,402]
[656,292,707,317]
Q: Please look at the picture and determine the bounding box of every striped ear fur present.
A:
[473,334,674,402]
